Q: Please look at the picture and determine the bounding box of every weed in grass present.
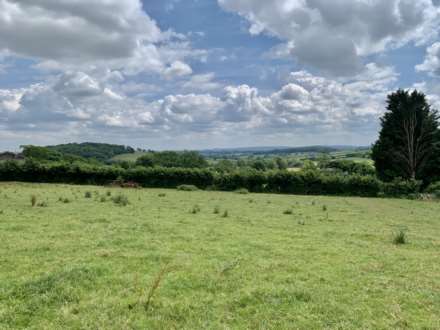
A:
[214,206,220,214]
[130,264,174,312]
[283,209,293,215]
[37,201,48,207]
[220,258,241,275]
[84,191,92,199]
[222,210,229,218]
[322,205,328,212]
[30,195,37,207]
[106,191,112,197]
[191,205,201,214]
[248,199,254,203]
[312,201,316,206]
[112,194,129,206]
[393,229,407,245]
[0,210,3,215]
[298,219,306,225]
[62,198,70,204]
[158,193,166,198]
[99,196,107,203]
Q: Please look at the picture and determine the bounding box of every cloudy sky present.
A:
[1,0,440,150]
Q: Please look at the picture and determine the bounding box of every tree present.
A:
[372,90,440,182]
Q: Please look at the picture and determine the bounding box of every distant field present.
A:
[111,152,147,162]
[1,183,439,329]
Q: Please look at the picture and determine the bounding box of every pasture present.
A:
[0,183,439,329]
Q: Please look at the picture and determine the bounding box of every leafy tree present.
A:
[372,90,440,182]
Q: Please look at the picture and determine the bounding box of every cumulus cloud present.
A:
[416,42,440,77]
[1,63,397,141]
[218,0,440,76]
[0,0,204,78]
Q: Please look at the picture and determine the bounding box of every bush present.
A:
[177,185,199,191]
[84,191,92,198]
[425,181,440,196]
[383,179,422,197]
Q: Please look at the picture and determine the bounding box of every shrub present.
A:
[383,179,422,197]
[177,185,199,191]
[425,182,440,196]
[112,194,129,206]
[84,191,92,198]
[31,195,37,207]
[393,229,407,245]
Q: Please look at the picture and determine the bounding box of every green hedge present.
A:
[0,160,385,197]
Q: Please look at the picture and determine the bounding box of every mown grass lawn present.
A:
[0,183,439,329]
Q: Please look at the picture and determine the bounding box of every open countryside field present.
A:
[1,183,440,329]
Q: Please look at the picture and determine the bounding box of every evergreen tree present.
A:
[372,90,440,182]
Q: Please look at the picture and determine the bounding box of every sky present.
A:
[1,0,440,151]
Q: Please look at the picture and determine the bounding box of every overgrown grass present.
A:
[0,182,439,329]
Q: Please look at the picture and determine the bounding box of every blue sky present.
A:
[0,0,440,150]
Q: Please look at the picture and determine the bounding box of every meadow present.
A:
[0,182,439,329]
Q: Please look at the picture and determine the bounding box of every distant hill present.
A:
[200,145,367,157]
[46,143,135,162]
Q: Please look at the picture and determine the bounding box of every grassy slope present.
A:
[0,183,439,329]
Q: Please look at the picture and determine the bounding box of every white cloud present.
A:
[416,42,440,77]
[0,0,203,78]
[218,0,440,76]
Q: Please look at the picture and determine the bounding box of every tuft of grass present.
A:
[190,205,201,214]
[177,185,199,192]
[84,191,92,199]
[112,194,129,206]
[106,191,112,197]
[283,209,293,215]
[30,195,37,207]
[393,229,407,245]
[62,198,70,204]
[322,205,328,212]
[99,196,107,203]
[222,210,229,218]
[298,219,306,226]
[213,206,220,214]
[158,193,166,198]
[37,201,48,208]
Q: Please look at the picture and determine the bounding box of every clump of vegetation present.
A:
[106,191,112,197]
[235,188,249,195]
[322,205,327,212]
[177,185,199,192]
[37,201,48,207]
[30,195,37,207]
[298,219,306,226]
[84,191,92,199]
[222,210,229,218]
[112,194,129,206]
[62,198,70,204]
[158,193,166,198]
[213,206,220,214]
[393,229,407,245]
[283,209,293,215]
[99,196,107,203]
[190,205,201,214]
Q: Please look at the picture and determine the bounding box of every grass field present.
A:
[1,183,439,329]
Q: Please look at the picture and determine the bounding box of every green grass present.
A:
[111,151,147,162]
[0,182,439,329]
